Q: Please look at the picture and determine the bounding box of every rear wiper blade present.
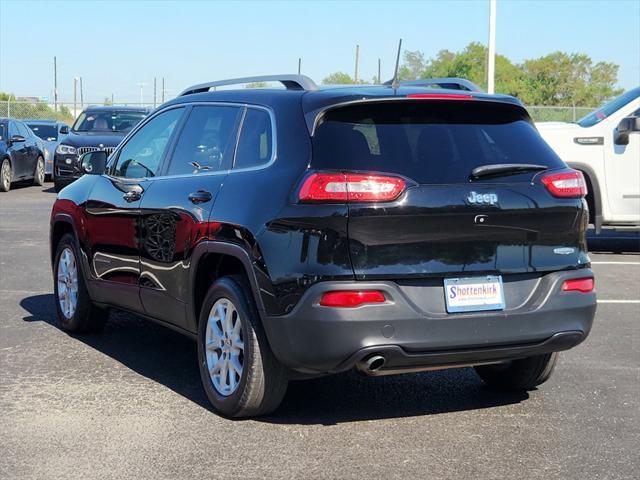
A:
[471,163,548,180]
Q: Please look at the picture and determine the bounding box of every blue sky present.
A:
[1,0,638,103]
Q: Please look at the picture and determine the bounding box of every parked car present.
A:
[537,87,640,231]
[50,75,596,418]
[53,106,149,192]
[0,118,46,192]
[24,120,70,179]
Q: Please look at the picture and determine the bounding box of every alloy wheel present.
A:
[57,247,79,319]
[37,158,45,183]
[1,161,10,190]
[205,298,245,396]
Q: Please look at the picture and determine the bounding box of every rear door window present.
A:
[166,105,242,176]
[234,108,273,169]
[312,101,565,184]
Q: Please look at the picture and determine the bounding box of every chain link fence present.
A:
[0,101,156,125]
[1,99,595,124]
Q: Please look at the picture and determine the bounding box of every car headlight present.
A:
[56,144,77,155]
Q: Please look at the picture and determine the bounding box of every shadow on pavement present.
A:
[21,293,529,424]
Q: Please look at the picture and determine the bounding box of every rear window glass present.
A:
[312,101,565,184]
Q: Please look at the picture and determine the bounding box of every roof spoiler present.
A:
[382,77,483,92]
[179,74,318,96]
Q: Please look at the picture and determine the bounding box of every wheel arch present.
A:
[190,242,267,329]
[567,162,603,232]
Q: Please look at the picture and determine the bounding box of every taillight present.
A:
[561,277,595,293]
[541,170,588,198]
[319,290,386,307]
[298,173,406,203]
[406,93,475,100]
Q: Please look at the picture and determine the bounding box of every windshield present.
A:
[27,124,58,141]
[577,88,640,128]
[312,101,565,184]
[72,111,147,133]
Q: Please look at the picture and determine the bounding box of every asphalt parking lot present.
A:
[1,183,639,480]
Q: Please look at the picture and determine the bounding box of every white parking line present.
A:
[598,300,640,304]
[591,261,640,265]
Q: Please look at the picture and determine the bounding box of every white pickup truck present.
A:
[537,87,640,231]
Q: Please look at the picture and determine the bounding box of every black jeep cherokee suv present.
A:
[50,75,596,418]
[54,105,148,192]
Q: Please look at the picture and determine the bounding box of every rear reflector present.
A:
[320,290,386,307]
[406,93,475,100]
[541,170,588,198]
[561,278,595,293]
[299,173,406,202]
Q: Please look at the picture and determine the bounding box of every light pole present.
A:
[73,77,79,119]
[137,83,146,106]
[487,0,497,94]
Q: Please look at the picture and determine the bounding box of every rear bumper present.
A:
[263,269,596,375]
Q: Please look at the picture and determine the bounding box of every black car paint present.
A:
[51,86,595,375]
[0,118,44,183]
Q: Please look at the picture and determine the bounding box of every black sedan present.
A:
[0,118,46,192]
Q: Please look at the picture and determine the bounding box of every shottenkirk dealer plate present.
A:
[444,275,505,313]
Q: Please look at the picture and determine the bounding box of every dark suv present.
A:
[50,75,597,418]
[53,105,148,192]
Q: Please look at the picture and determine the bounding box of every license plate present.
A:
[444,275,505,313]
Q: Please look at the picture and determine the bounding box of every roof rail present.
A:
[382,77,483,92]
[179,74,318,96]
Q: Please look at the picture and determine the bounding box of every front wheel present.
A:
[474,352,559,391]
[0,158,11,192]
[54,233,108,333]
[197,276,288,418]
[33,156,45,186]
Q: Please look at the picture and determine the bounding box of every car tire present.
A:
[53,233,108,333]
[197,275,289,418]
[33,156,45,186]
[474,352,559,391]
[0,158,11,192]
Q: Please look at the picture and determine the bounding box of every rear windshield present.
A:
[72,111,147,133]
[27,124,58,141]
[312,101,565,184]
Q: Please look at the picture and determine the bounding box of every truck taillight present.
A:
[541,170,588,198]
[298,173,406,203]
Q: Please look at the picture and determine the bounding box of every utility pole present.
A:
[354,45,360,83]
[111,93,114,105]
[80,77,84,109]
[161,78,165,103]
[53,56,58,112]
[298,58,302,75]
[153,77,157,108]
[137,83,146,105]
[73,77,78,118]
[378,58,381,84]
[487,0,497,94]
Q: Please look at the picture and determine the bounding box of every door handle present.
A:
[188,190,212,204]
[123,190,141,202]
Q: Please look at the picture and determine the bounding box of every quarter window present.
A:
[112,108,183,179]
[166,105,242,176]
[234,108,273,169]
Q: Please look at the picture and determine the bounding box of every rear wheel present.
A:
[54,233,108,333]
[33,156,45,186]
[0,159,11,192]
[474,353,558,390]
[197,276,288,418]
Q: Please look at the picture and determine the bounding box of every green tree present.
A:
[321,72,357,85]
[244,81,268,88]
[398,50,427,80]
[103,97,113,105]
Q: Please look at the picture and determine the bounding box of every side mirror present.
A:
[614,116,640,145]
[59,125,70,135]
[9,135,25,145]
[80,150,107,175]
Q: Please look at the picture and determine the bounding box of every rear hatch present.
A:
[309,99,589,280]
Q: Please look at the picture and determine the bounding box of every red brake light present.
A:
[319,290,386,307]
[561,278,594,293]
[298,173,406,203]
[541,170,588,198]
[406,93,475,100]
